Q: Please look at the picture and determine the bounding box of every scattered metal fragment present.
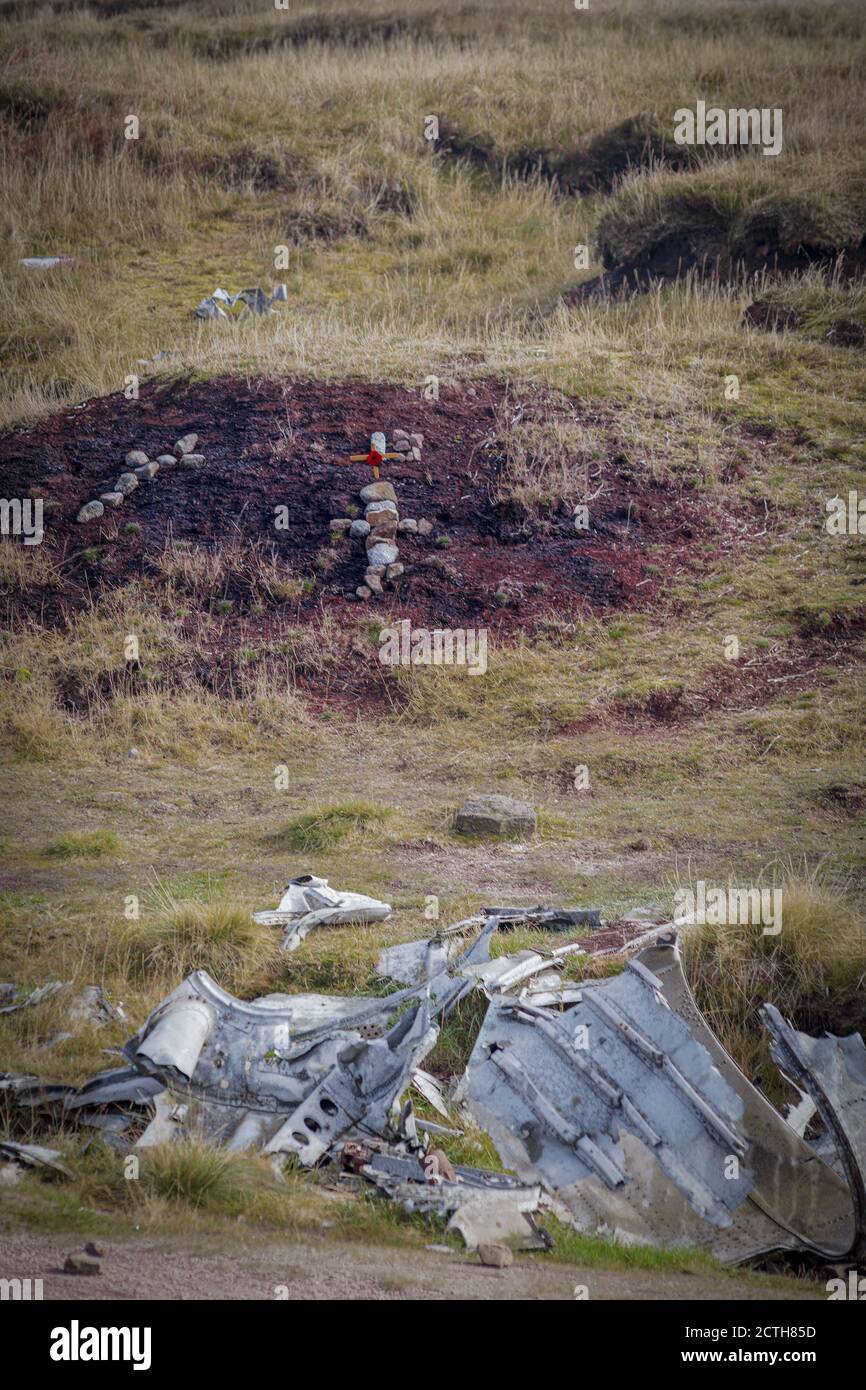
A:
[194,284,287,320]
[480,906,602,932]
[254,874,391,951]
[0,980,67,1015]
[763,1003,866,1258]
[412,1068,451,1119]
[0,1141,74,1179]
[19,256,74,270]
[377,936,450,985]
[355,1148,547,1249]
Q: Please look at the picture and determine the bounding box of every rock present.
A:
[124,450,148,468]
[417,519,433,535]
[155,454,177,468]
[367,519,398,541]
[76,500,104,523]
[365,498,398,518]
[329,518,352,532]
[349,519,370,539]
[365,572,384,595]
[365,565,385,578]
[454,794,537,838]
[177,453,206,470]
[478,1244,513,1268]
[63,1251,101,1276]
[355,585,372,600]
[410,433,424,448]
[366,541,399,568]
[133,461,159,480]
[174,433,198,457]
[99,492,123,508]
[397,518,418,533]
[84,1241,104,1258]
[115,473,139,496]
[412,447,422,461]
[386,562,404,580]
[393,429,409,442]
[359,481,397,504]
[493,578,525,607]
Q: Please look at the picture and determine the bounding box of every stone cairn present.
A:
[76,434,206,523]
[328,429,433,599]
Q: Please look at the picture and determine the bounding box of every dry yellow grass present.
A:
[1,0,864,425]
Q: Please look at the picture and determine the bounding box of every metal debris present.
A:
[194,284,287,320]
[462,954,754,1231]
[5,906,866,1266]
[763,1003,866,1258]
[254,874,391,951]
[0,980,67,1015]
[0,1140,75,1179]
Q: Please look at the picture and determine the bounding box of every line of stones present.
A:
[327,430,433,599]
[76,433,205,523]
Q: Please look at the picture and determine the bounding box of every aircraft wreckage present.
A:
[3,905,865,1263]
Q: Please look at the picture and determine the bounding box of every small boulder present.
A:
[454,794,537,838]
[365,572,384,595]
[177,454,206,470]
[478,1244,513,1269]
[417,519,433,535]
[359,481,397,504]
[365,498,398,518]
[349,519,371,539]
[386,562,404,580]
[133,461,159,480]
[99,492,124,508]
[366,541,399,569]
[174,433,199,457]
[115,473,139,496]
[397,518,418,533]
[355,584,372,600]
[410,433,423,448]
[76,500,104,523]
[329,518,352,532]
[412,447,422,461]
[155,454,177,468]
[124,450,148,468]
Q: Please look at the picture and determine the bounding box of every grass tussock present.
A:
[683,868,866,1093]
[120,881,280,989]
[277,800,392,853]
[46,829,119,859]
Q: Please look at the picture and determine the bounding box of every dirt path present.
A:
[0,1233,817,1301]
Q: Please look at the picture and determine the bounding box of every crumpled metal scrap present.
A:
[194,284,288,320]
[253,874,392,951]
[462,953,754,1230]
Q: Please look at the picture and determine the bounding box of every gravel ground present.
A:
[0,1233,819,1301]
